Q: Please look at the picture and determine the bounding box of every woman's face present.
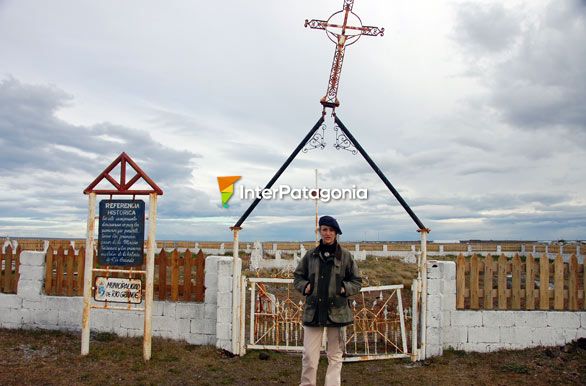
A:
[320,225,336,245]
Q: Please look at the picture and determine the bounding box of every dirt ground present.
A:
[0,329,584,386]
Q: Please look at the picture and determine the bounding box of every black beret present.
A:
[318,215,342,235]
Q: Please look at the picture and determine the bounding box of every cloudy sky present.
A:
[0,0,584,242]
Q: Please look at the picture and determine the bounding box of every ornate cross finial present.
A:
[305,0,384,111]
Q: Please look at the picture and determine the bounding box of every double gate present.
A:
[241,277,413,361]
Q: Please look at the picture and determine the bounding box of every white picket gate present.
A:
[241,277,413,361]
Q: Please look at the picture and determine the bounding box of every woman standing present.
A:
[294,216,362,386]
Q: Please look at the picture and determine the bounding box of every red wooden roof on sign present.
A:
[83,152,163,195]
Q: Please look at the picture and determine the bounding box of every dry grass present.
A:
[0,329,584,385]
[243,255,420,287]
[357,256,418,288]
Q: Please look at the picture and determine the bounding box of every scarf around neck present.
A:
[318,239,337,258]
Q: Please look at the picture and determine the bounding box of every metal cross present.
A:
[305,0,384,111]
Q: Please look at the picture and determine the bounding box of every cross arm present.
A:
[361,25,384,36]
[304,19,328,30]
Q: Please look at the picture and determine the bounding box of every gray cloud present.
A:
[454,3,521,53]
[0,77,213,235]
[0,78,200,180]
[415,192,573,213]
[454,0,586,131]
[218,142,290,168]
[454,137,495,152]
[458,166,507,176]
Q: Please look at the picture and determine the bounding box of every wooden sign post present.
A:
[81,152,163,361]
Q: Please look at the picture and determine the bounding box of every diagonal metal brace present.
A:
[334,116,427,231]
[233,116,325,229]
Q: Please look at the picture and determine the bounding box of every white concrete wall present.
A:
[215,255,239,352]
[0,252,240,352]
[425,260,586,357]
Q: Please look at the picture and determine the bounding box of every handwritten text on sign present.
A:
[98,200,145,266]
[94,277,143,304]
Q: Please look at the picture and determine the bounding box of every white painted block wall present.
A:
[425,260,586,357]
[0,252,241,352]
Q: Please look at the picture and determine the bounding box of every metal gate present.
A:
[241,277,412,361]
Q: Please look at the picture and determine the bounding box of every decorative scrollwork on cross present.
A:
[303,123,327,152]
[305,0,384,110]
[333,123,357,154]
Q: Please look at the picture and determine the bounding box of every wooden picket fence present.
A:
[44,247,206,302]
[0,245,21,294]
[456,254,586,311]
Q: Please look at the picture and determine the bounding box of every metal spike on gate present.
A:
[385,322,389,354]
[353,324,358,352]
[285,308,289,347]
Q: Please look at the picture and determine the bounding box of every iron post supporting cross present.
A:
[334,115,428,231]
[233,116,325,229]
[305,0,384,111]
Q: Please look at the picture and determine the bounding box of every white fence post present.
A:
[419,229,428,360]
[231,227,242,355]
[143,192,158,361]
[81,192,96,356]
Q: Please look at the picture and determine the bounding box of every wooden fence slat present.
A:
[55,246,64,295]
[91,246,97,295]
[483,254,493,309]
[497,254,507,310]
[456,254,465,309]
[583,260,586,310]
[45,246,54,294]
[93,244,98,268]
[4,245,13,293]
[511,254,521,310]
[581,259,586,310]
[183,249,193,301]
[0,248,4,290]
[539,254,550,310]
[158,249,167,300]
[76,246,85,296]
[554,254,564,310]
[568,254,578,311]
[171,249,179,301]
[194,249,205,302]
[152,256,157,294]
[0,246,6,292]
[13,246,21,293]
[525,254,535,310]
[66,246,75,296]
[470,254,479,309]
